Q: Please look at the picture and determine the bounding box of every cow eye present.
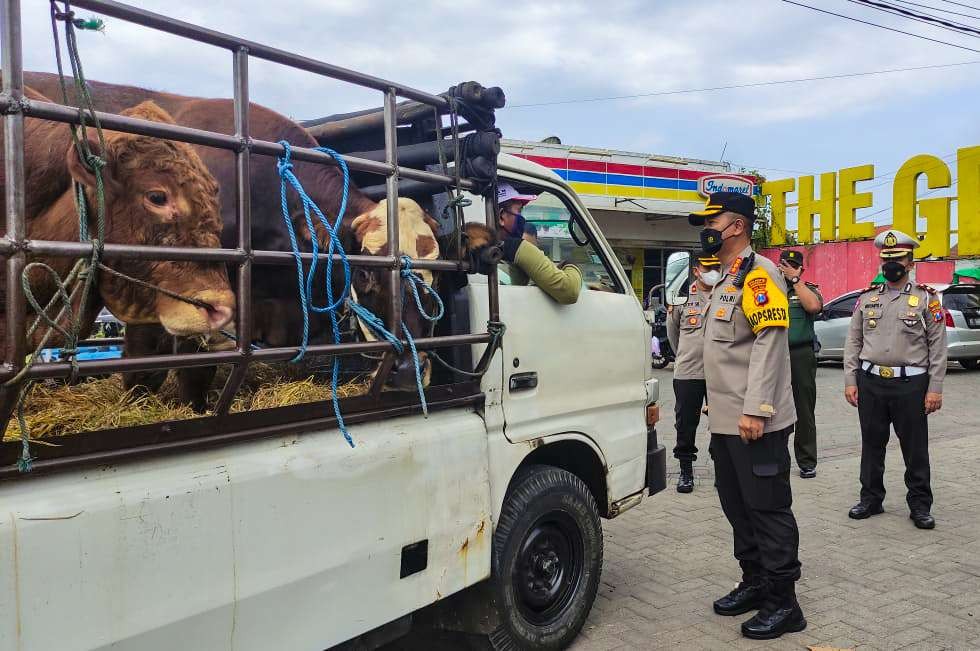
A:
[146,191,168,206]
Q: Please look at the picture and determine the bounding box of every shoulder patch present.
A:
[917,283,937,295]
[741,267,789,333]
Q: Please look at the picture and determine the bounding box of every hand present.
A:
[925,392,943,414]
[845,386,859,407]
[777,260,800,282]
[738,415,765,442]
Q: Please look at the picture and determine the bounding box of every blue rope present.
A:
[276,141,353,446]
[275,143,445,434]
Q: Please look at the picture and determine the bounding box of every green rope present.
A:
[4,3,111,471]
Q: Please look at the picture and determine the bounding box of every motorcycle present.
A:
[645,284,675,370]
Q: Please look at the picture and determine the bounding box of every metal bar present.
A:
[485,186,501,323]
[0,392,484,481]
[0,96,476,190]
[215,46,252,415]
[1,0,27,437]
[0,334,491,382]
[65,0,450,108]
[383,89,401,342]
[0,240,470,271]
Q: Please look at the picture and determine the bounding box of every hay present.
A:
[3,367,371,443]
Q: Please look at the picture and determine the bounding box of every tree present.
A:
[739,168,798,249]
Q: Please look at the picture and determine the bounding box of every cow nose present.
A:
[387,354,429,391]
[204,304,234,332]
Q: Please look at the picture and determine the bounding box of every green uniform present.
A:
[787,282,821,471]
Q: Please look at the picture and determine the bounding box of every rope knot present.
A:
[276,141,294,176]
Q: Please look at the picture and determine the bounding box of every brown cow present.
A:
[1,86,234,363]
[24,72,489,409]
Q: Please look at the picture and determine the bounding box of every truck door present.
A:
[492,179,650,495]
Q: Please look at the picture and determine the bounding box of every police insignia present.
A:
[688,316,698,326]
[729,257,744,276]
[690,284,698,294]
[868,319,877,328]
[747,277,769,307]
[908,295,920,307]
[884,232,898,247]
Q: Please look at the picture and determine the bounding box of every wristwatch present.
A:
[789,275,801,285]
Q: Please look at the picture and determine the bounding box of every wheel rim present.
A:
[512,510,585,626]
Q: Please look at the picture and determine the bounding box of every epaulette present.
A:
[861,284,881,294]
[916,283,937,295]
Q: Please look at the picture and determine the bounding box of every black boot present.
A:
[740,580,807,639]
[713,571,766,616]
[676,461,694,494]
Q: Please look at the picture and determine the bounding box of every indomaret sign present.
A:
[761,146,980,258]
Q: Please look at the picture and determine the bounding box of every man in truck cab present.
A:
[497,183,582,304]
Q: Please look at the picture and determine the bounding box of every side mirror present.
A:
[664,251,691,305]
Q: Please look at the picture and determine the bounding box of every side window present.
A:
[825,295,858,319]
[513,186,622,294]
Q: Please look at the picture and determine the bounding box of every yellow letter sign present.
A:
[893,155,951,259]
[837,164,875,241]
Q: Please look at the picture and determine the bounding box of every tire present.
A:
[651,356,669,370]
[489,465,603,651]
[959,358,980,370]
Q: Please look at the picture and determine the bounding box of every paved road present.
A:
[387,364,980,650]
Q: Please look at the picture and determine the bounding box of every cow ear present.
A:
[65,137,111,189]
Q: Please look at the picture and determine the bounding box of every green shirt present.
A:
[787,283,822,346]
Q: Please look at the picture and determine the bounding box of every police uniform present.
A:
[666,255,719,493]
[780,249,822,476]
[689,192,805,640]
[843,230,947,529]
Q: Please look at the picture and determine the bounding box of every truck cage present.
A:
[0,0,500,477]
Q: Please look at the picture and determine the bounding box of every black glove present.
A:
[501,237,522,263]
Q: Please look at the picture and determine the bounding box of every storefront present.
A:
[502,139,758,304]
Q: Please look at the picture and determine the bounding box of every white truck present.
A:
[0,152,665,650]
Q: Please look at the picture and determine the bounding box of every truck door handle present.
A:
[509,372,538,392]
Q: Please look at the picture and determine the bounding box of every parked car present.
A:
[36,309,123,363]
[814,283,980,369]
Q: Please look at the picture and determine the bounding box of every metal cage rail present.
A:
[0,0,500,449]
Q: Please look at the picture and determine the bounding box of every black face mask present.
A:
[881,260,908,283]
[699,218,738,255]
[503,213,526,239]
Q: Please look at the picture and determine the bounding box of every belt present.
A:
[861,361,926,379]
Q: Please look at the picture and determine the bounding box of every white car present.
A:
[814,283,980,369]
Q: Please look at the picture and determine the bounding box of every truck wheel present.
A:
[490,465,602,651]
[959,358,980,370]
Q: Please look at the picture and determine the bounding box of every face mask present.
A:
[699,218,738,255]
[503,213,526,238]
[881,260,908,283]
[700,270,721,287]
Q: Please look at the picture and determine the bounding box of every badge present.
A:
[687,307,699,315]
[868,319,877,328]
[884,232,898,247]
[928,299,941,311]
[904,319,918,326]
[867,310,877,318]
[908,295,920,307]
[690,284,698,294]
[724,285,738,293]
[716,308,726,318]
[933,311,944,323]
[879,366,894,378]
[729,257,743,276]
[688,316,699,326]
[747,277,769,307]
[870,295,880,303]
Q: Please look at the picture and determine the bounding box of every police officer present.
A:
[690,192,805,640]
[843,229,946,529]
[666,254,722,493]
[778,250,823,478]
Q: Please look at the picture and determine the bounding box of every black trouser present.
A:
[857,372,933,512]
[710,428,802,583]
[673,378,707,462]
[789,345,818,469]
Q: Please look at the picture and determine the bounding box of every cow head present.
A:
[65,101,235,336]
[350,198,441,391]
